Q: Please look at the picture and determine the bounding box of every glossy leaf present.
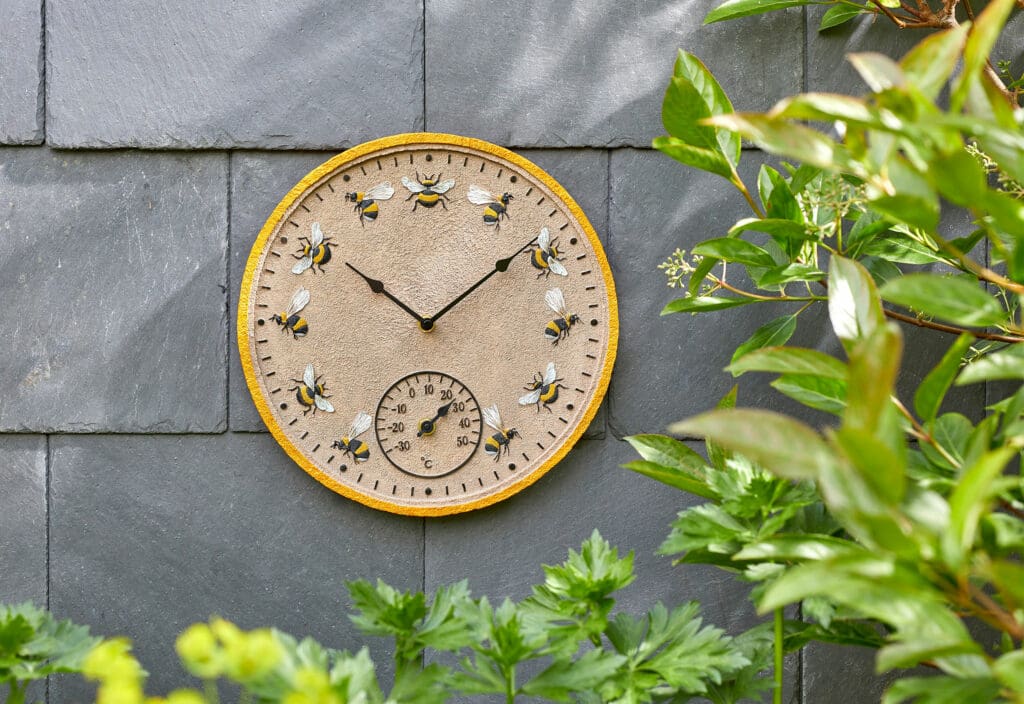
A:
[847,52,906,92]
[951,0,1016,112]
[880,274,1006,327]
[662,51,740,167]
[624,434,708,475]
[728,217,814,243]
[882,676,1001,704]
[704,0,814,24]
[943,446,1016,571]
[623,460,720,500]
[653,136,734,180]
[900,24,968,101]
[727,346,847,379]
[730,315,797,368]
[860,234,944,264]
[662,296,755,315]
[771,374,847,414]
[914,333,974,423]
[993,651,1024,693]
[755,263,825,287]
[671,409,836,480]
[819,4,865,30]
[828,256,885,350]
[733,535,859,562]
[845,323,902,433]
[692,238,776,267]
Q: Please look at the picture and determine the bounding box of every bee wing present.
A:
[433,178,456,194]
[287,287,310,315]
[538,227,550,252]
[349,410,372,438]
[467,185,496,205]
[365,182,395,201]
[543,362,558,385]
[302,363,315,387]
[291,257,312,274]
[310,222,325,247]
[402,176,427,193]
[315,395,334,413]
[545,287,567,316]
[482,404,503,431]
[518,389,542,406]
[547,258,568,276]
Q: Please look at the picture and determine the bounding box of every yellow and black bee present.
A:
[345,182,395,226]
[530,227,568,278]
[519,362,565,413]
[482,404,519,461]
[271,286,310,338]
[289,363,334,416]
[402,173,456,210]
[291,223,334,274]
[543,287,580,345]
[467,185,513,229]
[331,411,372,462]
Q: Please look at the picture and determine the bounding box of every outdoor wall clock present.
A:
[238,133,618,516]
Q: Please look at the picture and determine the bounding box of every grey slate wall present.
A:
[1,2,1021,702]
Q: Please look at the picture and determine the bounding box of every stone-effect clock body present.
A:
[239,133,617,516]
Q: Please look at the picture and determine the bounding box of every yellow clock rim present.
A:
[238,132,619,517]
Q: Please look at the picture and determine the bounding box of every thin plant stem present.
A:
[773,607,784,704]
[731,171,766,219]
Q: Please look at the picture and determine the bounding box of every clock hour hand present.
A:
[427,236,539,327]
[416,401,453,437]
[345,262,426,326]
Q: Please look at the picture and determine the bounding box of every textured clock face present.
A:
[239,133,617,516]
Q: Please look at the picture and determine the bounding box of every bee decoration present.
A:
[345,182,395,226]
[482,404,520,461]
[288,363,334,415]
[401,172,456,211]
[271,286,311,339]
[467,185,513,229]
[530,227,568,278]
[519,362,566,413]
[331,411,372,462]
[291,222,334,275]
[543,287,580,345]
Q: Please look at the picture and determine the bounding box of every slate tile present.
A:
[46,2,423,149]
[803,642,893,703]
[229,148,611,437]
[425,0,803,147]
[606,148,984,438]
[0,0,43,143]
[49,433,423,701]
[0,148,228,433]
[0,435,47,605]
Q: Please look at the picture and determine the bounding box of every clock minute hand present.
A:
[427,237,539,327]
[345,262,426,326]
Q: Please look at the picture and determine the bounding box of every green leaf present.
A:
[957,345,1024,385]
[662,296,756,315]
[705,113,863,175]
[860,234,944,264]
[755,263,826,287]
[771,92,890,129]
[704,0,814,24]
[733,535,859,562]
[880,274,1007,327]
[914,333,974,423]
[921,412,973,470]
[727,346,847,379]
[671,409,836,480]
[522,648,625,702]
[819,4,866,30]
[730,315,798,369]
[670,51,741,165]
[623,460,719,500]
[900,24,968,100]
[994,650,1024,693]
[706,386,737,471]
[847,52,906,92]
[845,209,892,257]
[951,0,1016,112]
[877,640,984,673]
[758,165,802,222]
[882,676,1001,704]
[771,374,847,414]
[728,217,814,243]
[828,256,885,350]
[653,136,734,180]
[692,238,777,267]
[831,426,906,506]
[930,148,990,209]
[942,446,1016,571]
[624,434,708,474]
[844,323,902,433]
[991,560,1024,608]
